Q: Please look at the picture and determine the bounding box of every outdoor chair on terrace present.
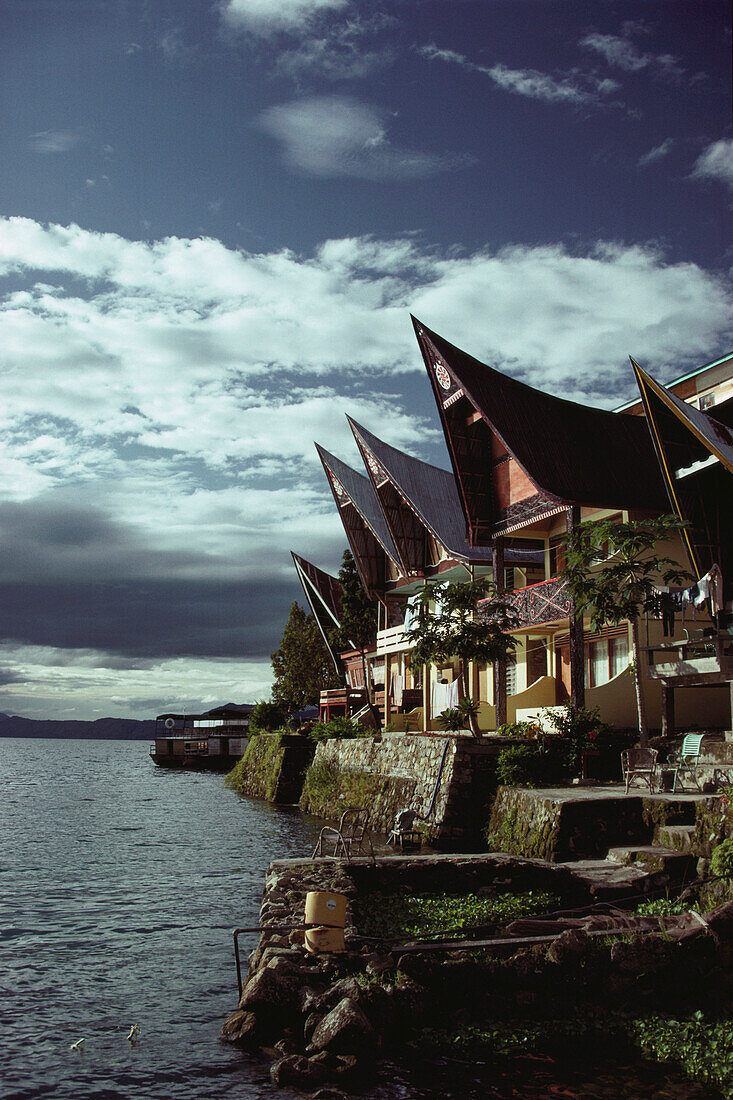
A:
[312,808,374,861]
[621,746,659,794]
[666,733,705,792]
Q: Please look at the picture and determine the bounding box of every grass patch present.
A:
[353,889,561,942]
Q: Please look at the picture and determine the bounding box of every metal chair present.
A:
[666,733,705,792]
[387,808,423,849]
[312,808,374,861]
[621,746,659,793]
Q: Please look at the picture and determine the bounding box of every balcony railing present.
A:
[479,575,574,630]
[376,624,416,656]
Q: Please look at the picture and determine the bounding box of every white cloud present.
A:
[580,32,682,78]
[692,139,733,191]
[28,130,81,154]
[257,96,471,179]
[220,0,348,36]
[0,643,275,720]
[276,15,395,80]
[0,218,731,715]
[418,45,612,107]
[638,138,674,167]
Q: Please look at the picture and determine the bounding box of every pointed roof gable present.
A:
[412,317,668,542]
[632,360,733,579]
[291,552,345,672]
[348,416,492,568]
[315,443,399,598]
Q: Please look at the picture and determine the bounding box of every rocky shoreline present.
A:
[221,852,733,1096]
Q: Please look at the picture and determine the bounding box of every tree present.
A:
[271,601,339,712]
[561,515,690,747]
[328,549,379,727]
[405,578,520,740]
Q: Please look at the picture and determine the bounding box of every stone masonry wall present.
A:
[302,734,503,847]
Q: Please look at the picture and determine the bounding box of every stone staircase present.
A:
[561,798,702,900]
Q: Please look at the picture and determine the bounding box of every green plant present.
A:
[406,578,519,739]
[494,742,568,788]
[540,703,612,774]
[436,707,463,733]
[630,1012,733,1095]
[562,515,690,745]
[249,699,288,733]
[711,838,733,878]
[497,720,541,739]
[353,889,561,942]
[634,896,689,917]
[308,714,362,741]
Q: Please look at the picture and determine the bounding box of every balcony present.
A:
[642,631,733,686]
[479,575,574,630]
[376,624,416,656]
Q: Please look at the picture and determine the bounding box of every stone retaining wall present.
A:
[301,734,504,846]
[226,734,315,803]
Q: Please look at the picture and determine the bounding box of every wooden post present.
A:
[493,537,507,727]
[661,682,675,740]
[567,507,586,711]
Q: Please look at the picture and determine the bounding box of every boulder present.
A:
[269,1054,328,1088]
[546,929,590,965]
[309,996,375,1054]
[238,957,303,1015]
[220,1010,258,1045]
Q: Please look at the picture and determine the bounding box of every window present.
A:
[610,635,629,678]
[589,640,608,686]
[587,632,629,686]
[506,655,517,696]
[548,536,566,577]
[699,393,715,411]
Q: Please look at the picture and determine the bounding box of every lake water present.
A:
[1,738,320,1100]
[1,738,719,1100]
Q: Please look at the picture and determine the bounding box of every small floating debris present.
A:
[69,1038,85,1051]
[127,1025,140,1043]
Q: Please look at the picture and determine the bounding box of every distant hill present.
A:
[0,714,156,740]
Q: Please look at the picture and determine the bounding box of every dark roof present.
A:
[348,417,541,566]
[315,445,399,562]
[413,317,669,518]
[632,360,733,581]
[632,364,733,476]
[291,551,345,672]
[315,443,399,596]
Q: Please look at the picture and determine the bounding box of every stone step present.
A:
[656,824,696,853]
[605,845,696,876]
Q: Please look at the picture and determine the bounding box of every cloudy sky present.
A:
[0,0,731,719]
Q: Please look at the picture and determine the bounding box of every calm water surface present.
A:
[1,738,320,1100]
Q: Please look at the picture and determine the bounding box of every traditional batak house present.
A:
[290,551,373,722]
[314,421,542,731]
[412,317,731,733]
[630,361,733,733]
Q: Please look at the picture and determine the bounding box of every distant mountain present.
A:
[0,714,156,740]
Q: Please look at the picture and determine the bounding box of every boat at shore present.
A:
[150,703,253,770]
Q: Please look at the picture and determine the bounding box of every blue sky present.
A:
[0,0,731,718]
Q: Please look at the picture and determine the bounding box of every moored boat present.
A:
[150,702,253,770]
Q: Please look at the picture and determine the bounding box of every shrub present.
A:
[308,715,363,742]
[711,838,733,878]
[495,742,568,788]
[497,720,541,739]
[249,699,288,733]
